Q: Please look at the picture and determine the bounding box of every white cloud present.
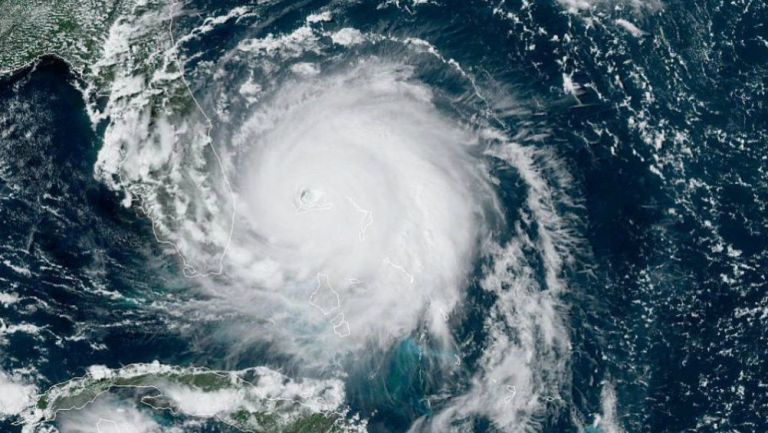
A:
[0,372,36,418]
[57,395,161,433]
[330,28,364,46]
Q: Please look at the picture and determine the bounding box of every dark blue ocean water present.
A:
[0,57,193,366]
[1,1,766,432]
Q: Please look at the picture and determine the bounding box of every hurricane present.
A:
[226,62,499,349]
[1,0,766,433]
[84,5,576,429]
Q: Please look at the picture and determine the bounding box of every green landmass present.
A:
[19,364,358,433]
[0,0,131,75]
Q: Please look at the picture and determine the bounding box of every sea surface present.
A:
[0,1,766,433]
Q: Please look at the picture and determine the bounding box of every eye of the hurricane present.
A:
[224,62,499,355]
[295,187,331,212]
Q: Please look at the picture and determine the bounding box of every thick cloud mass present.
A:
[57,396,160,433]
[221,63,498,353]
[87,7,574,429]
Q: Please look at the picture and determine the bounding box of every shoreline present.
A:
[0,53,85,83]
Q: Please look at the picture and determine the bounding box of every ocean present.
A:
[0,1,766,432]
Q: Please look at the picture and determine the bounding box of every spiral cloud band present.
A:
[89,6,574,430]
[227,63,498,352]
